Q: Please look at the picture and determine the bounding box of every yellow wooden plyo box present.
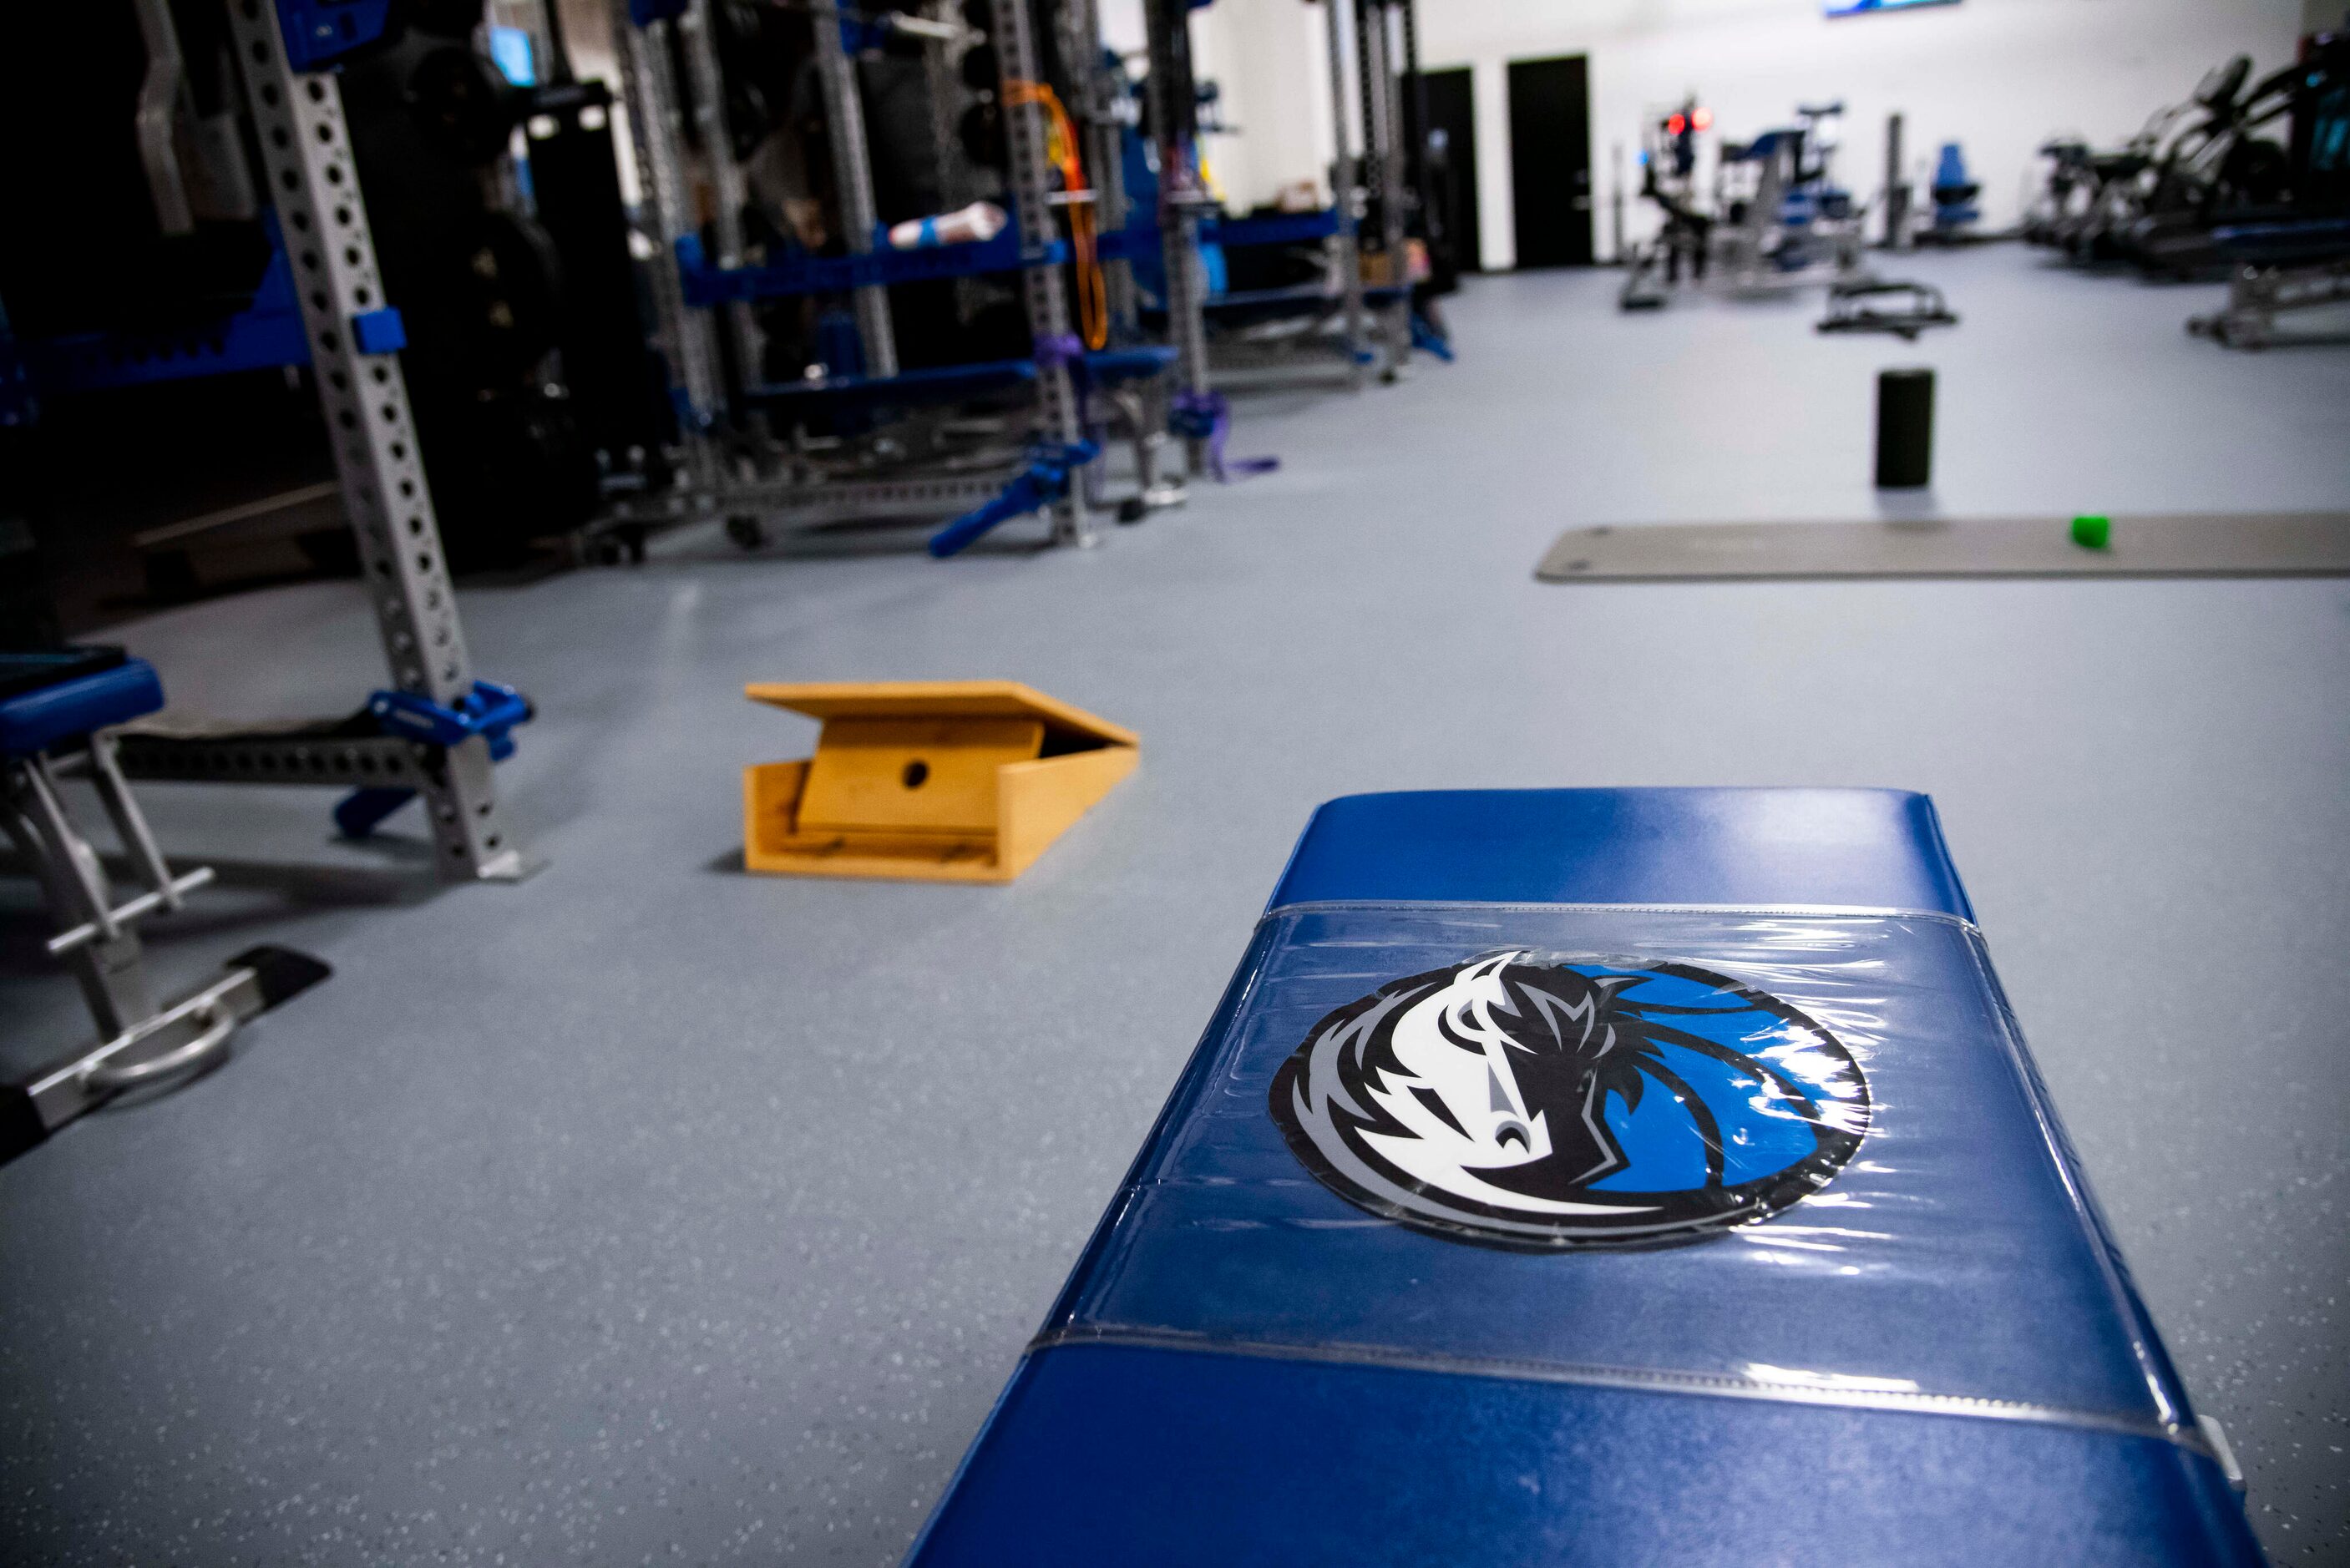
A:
[742,681,1139,883]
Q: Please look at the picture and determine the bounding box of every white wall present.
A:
[1198,0,2308,268]
[1094,2,1341,212]
[1098,0,1148,56]
[1192,3,1339,209]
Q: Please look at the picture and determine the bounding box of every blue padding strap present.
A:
[1267,788,1974,919]
[0,660,165,759]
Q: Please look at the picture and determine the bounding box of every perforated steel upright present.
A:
[613,3,724,479]
[678,0,767,389]
[1356,0,1410,374]
[1142,0,1208,471]
[813,5,899,377]
[990,0,1095,546]
[223,0,524,880]
[1069,0,1137,336]
[1321,0,1369,389]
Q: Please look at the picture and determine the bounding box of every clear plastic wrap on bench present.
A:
[1044,903,2192,1443]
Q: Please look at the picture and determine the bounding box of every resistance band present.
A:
[1003,79,1108,351]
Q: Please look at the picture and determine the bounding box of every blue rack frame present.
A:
[274,0,395,72]
[672,210,1340,310]
[674,230,1071,307]
[1096,208,1342,265]
[742,345,1177,410]
[23,225,310,395]
[18,215,404,397]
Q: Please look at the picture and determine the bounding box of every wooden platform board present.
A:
[1535,513,2350,583]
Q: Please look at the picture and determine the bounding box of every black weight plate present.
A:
[958,99,1006,171]
[960,43,999,93]
[448,210,565,381]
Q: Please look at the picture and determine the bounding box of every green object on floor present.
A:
[2071,514,2112,550]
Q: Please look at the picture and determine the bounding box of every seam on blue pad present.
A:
[1027,1327,2212,1459]
[1259,899,1983,932]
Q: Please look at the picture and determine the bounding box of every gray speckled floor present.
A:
[3,248,2347,1565]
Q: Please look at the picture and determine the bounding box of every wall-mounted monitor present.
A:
[1826,0,1958,15]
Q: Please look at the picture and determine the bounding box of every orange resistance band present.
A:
[1002,80,1108,352]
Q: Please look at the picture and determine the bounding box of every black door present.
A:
[1421,68,1482,275]
[1507,55,1593,267]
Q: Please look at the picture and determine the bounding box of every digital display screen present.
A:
[1826,0,1958,15]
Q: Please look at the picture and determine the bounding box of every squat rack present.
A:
[43,0,539,884]
[1137,0,1421,399]
[605,0,1156,552]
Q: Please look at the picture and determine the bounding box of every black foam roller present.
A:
[1875,367,1934,489]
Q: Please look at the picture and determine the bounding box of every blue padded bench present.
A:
[907,787,2261,1566]
[0,651,163,760]
[2,650,331,1165]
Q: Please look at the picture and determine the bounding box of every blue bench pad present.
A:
[0,659,164,759]
[907,790,2251,1564]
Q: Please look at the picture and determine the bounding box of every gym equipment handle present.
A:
[45,866,216,957]
[80,1001,233,1093]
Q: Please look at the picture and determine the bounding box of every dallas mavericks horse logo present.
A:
[1269,952,1870,1249]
